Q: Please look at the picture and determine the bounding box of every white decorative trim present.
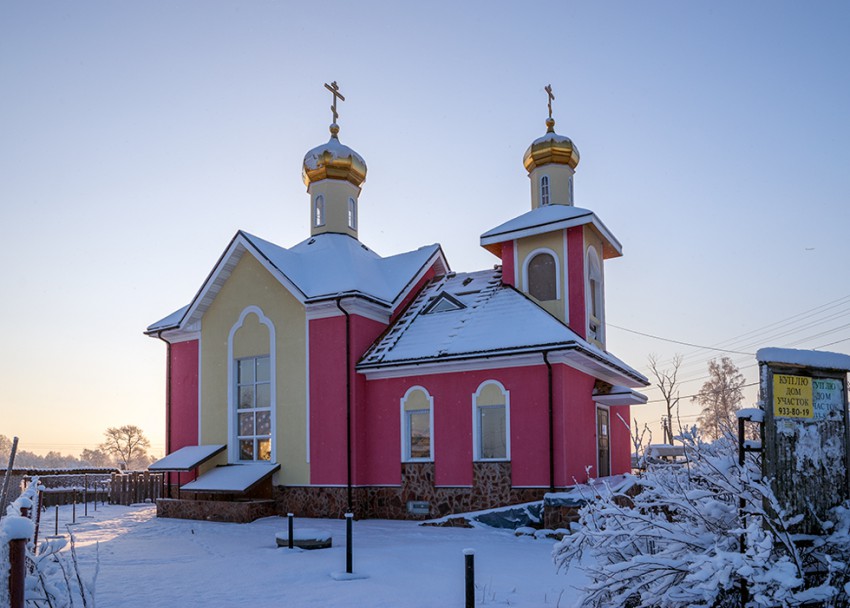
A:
[197,334,203,446]
[227,305,277,464]
[562,231,569,322]
[593,388,648,406]
[361,353,543,379]
[305,299,390,324]
[521,247,561,300]
[400,386,435,463]
[472,380,511,462]
[585,245,604,345]
[481,214,622,257]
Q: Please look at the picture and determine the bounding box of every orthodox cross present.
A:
[545,84,554,119]
[324,81,345,124]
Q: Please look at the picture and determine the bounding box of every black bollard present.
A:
[54,504,59,536]
[287,513,294,549]
[345,513,354,574]
[71,490,77,524]
[83,475,88,517]
[464,549,475,608]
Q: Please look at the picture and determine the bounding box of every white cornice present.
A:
[481,213,622,258]
[305,298,391,324]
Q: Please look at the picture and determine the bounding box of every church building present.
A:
[145,83,649,521]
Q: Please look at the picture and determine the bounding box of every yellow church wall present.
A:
[528,165,575,209]
[200,252,309,485]
[309,180,360,238]
[515,230,568,322]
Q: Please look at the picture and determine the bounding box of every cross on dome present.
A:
[545,84,554,120]
[324,81,346,132]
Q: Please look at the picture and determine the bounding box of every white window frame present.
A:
[586,246,604,343]
[472,380,510,462]
[314,195,325,227]
[540,175,550,206]
[400,386,434,462]
[522,248,561,301]
[567,175,574,204]
[348,197,357,230]
[235,355,272,462]
[227,306,276,464]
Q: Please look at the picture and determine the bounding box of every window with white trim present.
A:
[473,381,509,460]
[236,355,272,461]
[527,252,557,301]
[540,175,550,206]
[587,246,604,343]
[401,387,432,461]
[568,175,574,204]
[348,197,357,230]
[314,195,325,227]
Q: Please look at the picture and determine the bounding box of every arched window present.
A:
[473,381,510,460]
[568,175,574,204]
[526,252,557,301]
[228,306,276,463]
[586,246,604,342]
[348,197,357,230]
[401,387,433,461]
[314,195,325,227]
[540,175,550,206]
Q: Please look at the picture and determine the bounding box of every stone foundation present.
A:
[157,498,276,523]
[275,462,549,520]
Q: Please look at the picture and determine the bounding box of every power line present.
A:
[643,381,759,405]
[607,324,755,355]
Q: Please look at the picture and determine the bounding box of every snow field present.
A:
[52,504,585,607]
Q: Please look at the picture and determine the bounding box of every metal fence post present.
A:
[464,548,475,608]
[345,512,354,574]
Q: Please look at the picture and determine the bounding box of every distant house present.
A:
[146,89,648,520]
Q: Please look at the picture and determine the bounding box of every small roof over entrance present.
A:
[148,445,226,472]
[180,463,281,494]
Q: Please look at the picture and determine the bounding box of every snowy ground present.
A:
[45,503,586,607]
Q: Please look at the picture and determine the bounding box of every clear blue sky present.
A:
[2,2,849,457]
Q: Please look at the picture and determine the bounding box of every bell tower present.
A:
[302,81,367,239]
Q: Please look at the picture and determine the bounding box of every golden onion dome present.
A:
[522,117,580,173]
[302,124,367,188]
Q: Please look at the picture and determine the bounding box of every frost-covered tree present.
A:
[554,429,850,607]
[99,425,151,470]
[79,448,114,468]
[693,357,744,441]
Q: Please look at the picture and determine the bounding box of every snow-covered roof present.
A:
[148,445,226,472]
[480,205,622,259]
[756,347,850,371]
[358,269,648,387]
[180,463,280,494]
[146,231,447,334]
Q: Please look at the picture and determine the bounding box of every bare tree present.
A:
[100,425,151,470]
[693,357,745,441]
[648,353,683,444]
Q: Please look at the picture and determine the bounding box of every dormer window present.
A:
[540,175,550,206]
[526,251,557,301]
[586,247,604,343]
[348,197,357,230]
[314,195,325,227]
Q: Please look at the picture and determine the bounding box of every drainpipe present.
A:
[155,331,173,496]
[543,351,554,492]
[335,298,353,513]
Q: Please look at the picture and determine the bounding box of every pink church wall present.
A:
[360,365,561,488]
[553,364,598,484]
[609,405,632,475]
[168,339,199,453]
[309,311,389,485]
[500,241,516,287]
[567,226,586,338]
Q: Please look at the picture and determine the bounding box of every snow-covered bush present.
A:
[554,429,850,607]
[2,477,98,607]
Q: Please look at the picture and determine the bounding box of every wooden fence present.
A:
[109,471,163,505]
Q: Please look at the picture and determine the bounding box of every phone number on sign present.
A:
[777,407,811,417]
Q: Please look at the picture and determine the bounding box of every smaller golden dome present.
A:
[302,124,367,188]
[522,118,580,173]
